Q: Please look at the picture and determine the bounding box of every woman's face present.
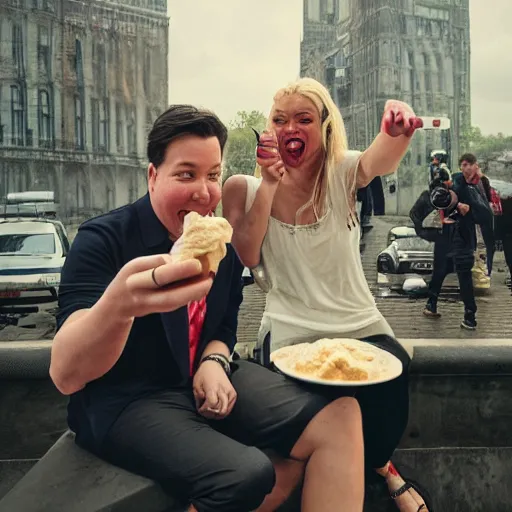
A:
[147,134,222,240]
[271,94,324,170]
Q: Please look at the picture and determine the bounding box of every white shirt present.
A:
[242,150,392,351]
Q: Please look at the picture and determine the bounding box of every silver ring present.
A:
[151,267,162,288]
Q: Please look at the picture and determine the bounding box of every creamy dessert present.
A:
[170,212,233,275]
[271,338,376,382]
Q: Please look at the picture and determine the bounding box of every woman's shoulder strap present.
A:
[241,175,262,214]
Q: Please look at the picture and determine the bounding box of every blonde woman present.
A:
[223,78,431,512]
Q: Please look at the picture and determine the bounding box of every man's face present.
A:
[148,135,222,240]
[460,160,480,184]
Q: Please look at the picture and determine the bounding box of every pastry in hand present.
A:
[170,212,233,276]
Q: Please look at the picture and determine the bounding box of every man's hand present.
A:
[105,254,213,321]
[193,361,237,420]
[380,100,423,138]
[457,203,470,216]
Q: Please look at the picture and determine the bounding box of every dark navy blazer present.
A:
[56,194,244,452]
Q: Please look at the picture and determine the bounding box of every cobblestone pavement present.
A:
[236,216,512,354]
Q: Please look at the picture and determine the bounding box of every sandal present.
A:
[390,464,434,512]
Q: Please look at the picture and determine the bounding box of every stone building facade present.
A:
[301,0,471,170]
[0,0,168,218]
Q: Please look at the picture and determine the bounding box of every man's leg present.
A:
[424,244,449,316]
[455,252,478,329]
[503,234,512,280]
[99,389,275,512]
[222,360,365,512]
[472,225,491,289]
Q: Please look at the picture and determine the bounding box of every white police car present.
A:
[0,193,69,313]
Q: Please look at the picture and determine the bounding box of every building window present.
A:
[75,39,84,85]
[143,48,151,97]
[38,90,51,147]
[435,54,444,92]
[75,96,84,150]
[126,106,137,155]
[90,98,108,152]
[33,1,55,11]
[99,98,109,152]
[115,102,123,152]
[423,54,432,93]
[91,98,99,151]
[93,43,107,95]
[38,26,50,76]
[11,85,24,146]
[307,0,320,21]
[12,22,23,68]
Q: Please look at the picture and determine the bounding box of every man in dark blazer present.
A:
[50,105,366,512]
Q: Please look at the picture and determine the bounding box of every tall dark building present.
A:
[301,0,471,171]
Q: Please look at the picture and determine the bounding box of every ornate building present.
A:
[301,0,471,169]
[0,0,168,217]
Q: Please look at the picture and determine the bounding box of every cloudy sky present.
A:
[168,0,511,135]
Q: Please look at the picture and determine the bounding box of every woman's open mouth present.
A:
[283,137,306,162]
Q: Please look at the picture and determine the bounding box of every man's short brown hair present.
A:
[459,153,477,166]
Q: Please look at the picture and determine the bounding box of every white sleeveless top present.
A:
[243,151,393,351]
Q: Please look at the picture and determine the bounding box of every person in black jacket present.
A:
[423,186,478,330]
[453,153,495,277]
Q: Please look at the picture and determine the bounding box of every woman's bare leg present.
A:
[289,397,365,512]
[255,457,305,512]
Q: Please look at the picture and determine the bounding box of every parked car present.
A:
[0,196,69,313]
[377,226,434,289]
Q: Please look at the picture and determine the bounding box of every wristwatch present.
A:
[200,353,232,376]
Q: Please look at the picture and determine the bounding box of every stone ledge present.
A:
[410,345,512,375]
[0,431,179,512]
[1,339,512,379]
[0,341,51,379]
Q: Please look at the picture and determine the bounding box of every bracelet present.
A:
[200,353,231,376]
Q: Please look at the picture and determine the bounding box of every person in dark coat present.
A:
[422,186,478,330]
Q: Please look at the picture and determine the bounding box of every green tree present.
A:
[223,110,267,182]
[460,126,512,161]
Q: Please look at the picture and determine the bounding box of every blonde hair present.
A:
[255,78,355,223]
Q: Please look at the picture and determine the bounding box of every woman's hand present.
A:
[193,361,237,420]
[380,100,423,138]
[256,130,285,185]
[104,254,213,321]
